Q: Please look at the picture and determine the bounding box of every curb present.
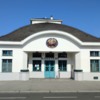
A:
[0,90,100,93]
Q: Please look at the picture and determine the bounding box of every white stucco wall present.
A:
[80,48,100,73]
[23,34,80,52]
[0,46,23,72]
[0,30,100,80]
[80,49,90,72]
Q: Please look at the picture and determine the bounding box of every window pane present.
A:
[63,66,66,71]
[2,59,12,72]
[33,60,41,71]
[2,50,12,56]
[95,52,99,56]
[46,52,54,58]
[91,60,99,72]
[58,60,67,71]
[45,67,49,71]
[8,60,12,72]
[90,51,99,57]
[9,51,12,56]
[51,67,54,71]
[33,52,41,58]
[2,60,7,72]
[90,51,94,56]
[3,51,7,56]
[59,66,62,71]
[58,52,67,58]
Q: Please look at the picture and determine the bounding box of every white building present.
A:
[0,17,100,81]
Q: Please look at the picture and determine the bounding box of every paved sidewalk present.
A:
[0,79,100,93]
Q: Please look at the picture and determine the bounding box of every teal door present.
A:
[45,61,55,78]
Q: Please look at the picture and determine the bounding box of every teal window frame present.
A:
[90,51,100,57]
[2,50,12,56]
[2,59,12,72]
[58,60,67,71]
[33,60,41,71]
[90,60,100,72]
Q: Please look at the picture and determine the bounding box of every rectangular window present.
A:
[46,52,54,58]
[58,52,67,58]
[90,60,100,72]
[33,60,41,71]
[90,51,100,57]
[33,52,41,58]
[2,59,12,72]
[58,60,67,71]
[2,50,12,56]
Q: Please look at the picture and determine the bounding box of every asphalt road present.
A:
[0,92,100,100]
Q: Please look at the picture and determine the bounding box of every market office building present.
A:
[0,17,100,81]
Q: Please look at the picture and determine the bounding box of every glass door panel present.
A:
[44,60,55,78]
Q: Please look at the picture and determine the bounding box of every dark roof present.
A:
[0,23,100,42]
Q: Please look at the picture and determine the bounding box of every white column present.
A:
[20,52,29,81]
[67,53,71,72]
[75,52,81,69]
[42,53,45,72]
[28,52,32,71]
[22,52,28,70]
[55,53,59,78]
[74,52,83,80]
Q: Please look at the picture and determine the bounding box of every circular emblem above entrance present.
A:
[46,38,58,48]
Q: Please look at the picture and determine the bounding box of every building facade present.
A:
[0,17,100,81]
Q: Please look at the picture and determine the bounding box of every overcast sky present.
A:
[0,0,100,37]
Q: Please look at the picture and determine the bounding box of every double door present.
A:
[45,60,55,78]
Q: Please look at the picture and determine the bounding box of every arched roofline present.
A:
[21,30,82,45]
[0,30,100,46]
[0,23,100,46]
